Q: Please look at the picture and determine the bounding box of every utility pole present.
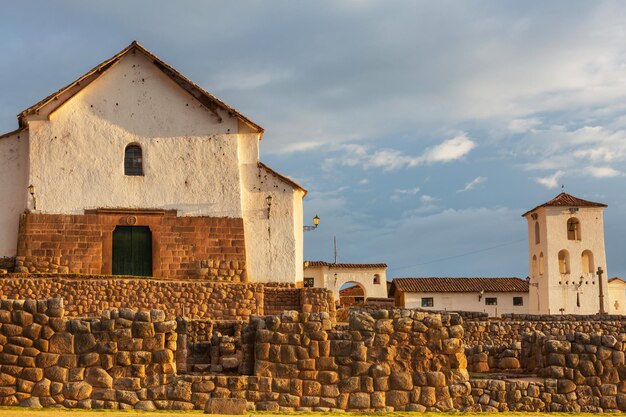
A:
[333,236,338,264]
[597,266,606,315]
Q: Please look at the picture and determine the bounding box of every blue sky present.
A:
[1,1,625,279]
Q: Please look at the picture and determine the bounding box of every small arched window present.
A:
[558,249,570,274]
[373,274,380,285]
[539,252,545,275]
[581,250,594,274]
[567,218,581,241]
[124,144,144,176]
[534,221,540,244]
[532,255,538,277]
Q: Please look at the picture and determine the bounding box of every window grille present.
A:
[124,145,144,176]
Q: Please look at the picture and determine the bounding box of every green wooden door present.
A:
[112,226,152,276]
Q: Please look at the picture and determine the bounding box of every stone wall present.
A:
[0,276,263,320]
[252,309,473,412]
[16,212,246,280]
[0,298,178,409]
[0,275,334,322]
[0,257,15,273]
[0,300,476,411]
[463,316,626,373]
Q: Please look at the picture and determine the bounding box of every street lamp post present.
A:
[304,215,320,232]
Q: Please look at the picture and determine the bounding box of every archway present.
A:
[338,282,367,307]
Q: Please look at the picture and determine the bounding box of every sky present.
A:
[1,1,625,279]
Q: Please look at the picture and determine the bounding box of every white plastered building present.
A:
[523,193,610,315]
[0,41,305,284]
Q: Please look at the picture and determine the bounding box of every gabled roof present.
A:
[522,192,607,217]
[258,162,307,196]
[389,277,528,296]
[305,261,387,269]
[609,277,626,284]
[15,41,263,133]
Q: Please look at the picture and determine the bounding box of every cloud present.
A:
[534,170,564,189]
[421,133,476,164]
[584,166,622,178]
[458,176,487,192]
[391,186,421,201]
[508,118,541,133]
[420,195,436,204]
[359,179,369,185]
[323,133,476,171]
[271,141,325,155]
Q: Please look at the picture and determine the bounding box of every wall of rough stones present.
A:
[463,316,626,373]
[0,275,264,320]
[252,309,473,412]
[0,275,335,322]
[0,298,178,409]
[0,300,476,411]
[0,257,15,273]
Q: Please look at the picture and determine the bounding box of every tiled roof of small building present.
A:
[522,192,607,217]
[390,277,529,295]
[305,261,387,269]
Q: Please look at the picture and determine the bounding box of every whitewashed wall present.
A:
[26,53,243,217]
[608,279,626,315]
[240,138,304,283]
[526,206,609,315]
[304,265,388,300]
[0,131,29,257]
[403,291,529,316]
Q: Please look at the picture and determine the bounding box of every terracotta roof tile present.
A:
[305,261,387,269]
[390,277,528,295]
[522,192,607,217]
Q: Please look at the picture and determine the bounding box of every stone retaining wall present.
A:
[252,309,473,411]
[0,276,264,320]
[0,298,178,408]
[0,275,335,322]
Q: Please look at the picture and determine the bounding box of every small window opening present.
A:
[581,250,594,274]
[373,274,380,285]
[303,277,314,288]
[421,297,434,307]
[485,297,498,306]
[513,297,524,306]
[534,221,540,244]
[124,144,144,176]
[558,249,570,274]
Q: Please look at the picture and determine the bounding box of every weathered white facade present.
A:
[401,291,528,316]
[0,42,305,283]
[608,277,626,315]
[303,261,388,302]
[523,193,609,315]
[390,277,529,317]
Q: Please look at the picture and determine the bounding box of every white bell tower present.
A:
[523,193,609,315]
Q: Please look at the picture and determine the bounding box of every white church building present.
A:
[0,41,306,284]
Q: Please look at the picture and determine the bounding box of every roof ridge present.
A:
[522,192,607,217]
[15,41,264,133]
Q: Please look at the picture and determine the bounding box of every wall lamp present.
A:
[478,289,484,302]
[28,184,36,211]
[304,215,320,232]
[266,195,272,218]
